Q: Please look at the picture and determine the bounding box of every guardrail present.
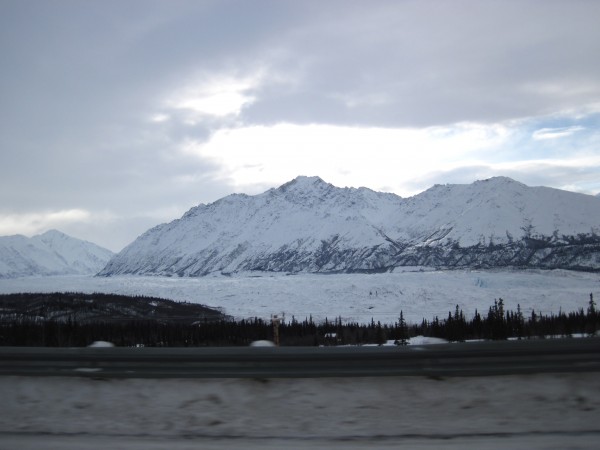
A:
[1,338,599,378]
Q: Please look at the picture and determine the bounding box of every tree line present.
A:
[0,294,597,347]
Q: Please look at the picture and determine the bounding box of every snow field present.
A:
[0,269,597,325]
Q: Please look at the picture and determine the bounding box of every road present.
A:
[2,339,600,449]
[1,337,599,378]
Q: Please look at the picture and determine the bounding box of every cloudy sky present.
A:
[1,0,599,251]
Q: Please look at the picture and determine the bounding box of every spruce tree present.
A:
[587,293,597,337]
[395,311,409,345]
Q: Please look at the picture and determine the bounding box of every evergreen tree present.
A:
[515,304,525,339]
[587,293,598,337]
[375,321,386,345]
[395,311,409,345]
[588,293,596,315]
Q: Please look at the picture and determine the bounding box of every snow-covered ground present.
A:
[1,269,598,324]
[1,373,599,449]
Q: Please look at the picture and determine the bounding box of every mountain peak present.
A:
[476,176,523,186]
[0,230,114,278]
[38,229,68,240]
[277,176,328,191]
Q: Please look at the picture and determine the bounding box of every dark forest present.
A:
[0,292,597,347]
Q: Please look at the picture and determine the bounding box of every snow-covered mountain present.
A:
[0,230,114,278]
[99,176,600,277]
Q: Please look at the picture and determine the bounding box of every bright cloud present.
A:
[0,209,94,237]
[185,122,511,196]
[480,155,600,179]
[177,114,600,197]
[167,73,263,120]
[532,126,585,140]
[150,113,170,123]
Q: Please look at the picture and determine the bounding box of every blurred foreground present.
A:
[2,372,599,449]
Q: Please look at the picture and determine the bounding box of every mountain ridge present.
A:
[0,230,114,278]
[99,176,600,276]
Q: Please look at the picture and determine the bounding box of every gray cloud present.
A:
[1,0,599,250]
[241,1,600,126]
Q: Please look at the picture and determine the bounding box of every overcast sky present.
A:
[1,0,599,251]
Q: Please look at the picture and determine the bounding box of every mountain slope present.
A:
[99,176,600,276]
[0,230,114,278]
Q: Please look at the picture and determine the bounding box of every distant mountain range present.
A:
[0,230,113,278]
[99,176,600,276]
